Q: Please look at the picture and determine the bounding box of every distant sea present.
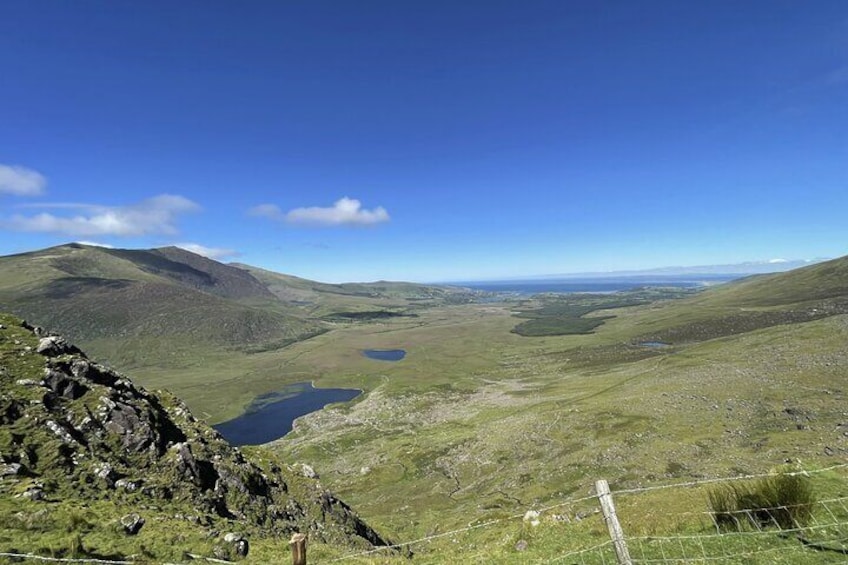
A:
[453,274,741,295]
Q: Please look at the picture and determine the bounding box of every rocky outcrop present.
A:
[0,315,391,549]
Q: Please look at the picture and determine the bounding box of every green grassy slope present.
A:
[0,244,323,369]
[264,256,848,562]
[235,263,477,317]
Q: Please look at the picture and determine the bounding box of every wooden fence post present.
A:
[290,533,307,565]
[596,479,632,565]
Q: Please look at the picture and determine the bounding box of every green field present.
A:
[2,246,848,562]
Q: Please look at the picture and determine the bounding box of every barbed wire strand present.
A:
[329,463,848,562]
[328,491,602,561]
[613,462,848,497]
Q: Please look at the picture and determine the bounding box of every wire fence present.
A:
[3,463,848,564]
[327,461,848,564]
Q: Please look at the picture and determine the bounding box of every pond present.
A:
[213,382,361,446]
[639,341,671,348]
[362,349,406,361]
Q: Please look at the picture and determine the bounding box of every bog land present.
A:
[2,244,848,562]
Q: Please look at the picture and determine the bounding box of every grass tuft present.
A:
[708,469,815,531]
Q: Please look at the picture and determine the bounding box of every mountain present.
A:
[235,263,478,316]
[0,244,472,345]
[627,255,848,345]
[0,244,321,357]
[0,313,390,561]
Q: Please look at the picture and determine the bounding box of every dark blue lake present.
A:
[213,382,361,446]
[362,349,406,361]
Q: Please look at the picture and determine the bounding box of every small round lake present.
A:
[362,349,406,361]
[213,382,360,446]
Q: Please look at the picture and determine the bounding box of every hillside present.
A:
[609,255,848,346]
[257,256,848,562]
[0,313,390,562]
[0,244,322,363]
[234,263,479,317]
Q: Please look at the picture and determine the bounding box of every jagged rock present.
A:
[223,532,249,557]
[94,462,116,483]
[42,369,87,400]
[104,401,154,452]
[1,398,23,424]
[297,463,319,479]
[235,538,249,557]
[0,463,23,477]
[22,486,44,501]
[120,513,145,535]
[20,320,46,336]
[0,316,393,551]
[36,336,82,357]
[15,379,40,387]
[115,478,142,492]
[69,360,119,387]
[46,420,78,445]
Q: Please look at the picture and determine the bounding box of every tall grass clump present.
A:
[708,470,815,531]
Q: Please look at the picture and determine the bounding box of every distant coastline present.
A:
[452,274,741,295]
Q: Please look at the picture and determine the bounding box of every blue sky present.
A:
[1,1,846,282]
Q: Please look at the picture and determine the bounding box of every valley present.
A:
[2,244,848,563]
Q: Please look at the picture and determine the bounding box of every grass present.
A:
[709,468,815,530]
[4,249,848,561]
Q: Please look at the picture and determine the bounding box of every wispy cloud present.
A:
[0,164,47,196]
[250,197,390,227]
[4,194,199,236]
[175,242,240,260]
[248,203,285,220]
[75,240,115,248]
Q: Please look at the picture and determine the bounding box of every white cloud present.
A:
[175,242,240,260]
[282,197,389,227]
[4,194,199,237]
[768,258,788,264]
[0,164,47,196]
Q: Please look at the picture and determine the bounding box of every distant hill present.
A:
[0,243,472,370]
[234,263,476,316]
[630,254,848,344]
[0,244,321,355]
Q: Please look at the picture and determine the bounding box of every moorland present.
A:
[2,243,848,563]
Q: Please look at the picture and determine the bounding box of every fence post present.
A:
[290,533,307,565]
[596,479,632,565]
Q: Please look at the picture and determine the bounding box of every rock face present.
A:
[0,315,390,549]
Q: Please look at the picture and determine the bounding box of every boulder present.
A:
[0,463,23,477]
[223,532,249,557]
[42,369,87,400]
[120,513,145,535]
[36,336,82,357]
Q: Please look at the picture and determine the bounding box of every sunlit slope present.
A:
[234,262,473,316]
[589,255,848,345]
[270,258,848,556]
[0,244,322,363]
